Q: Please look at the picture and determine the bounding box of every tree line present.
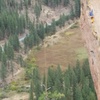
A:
[0,0,80,40]
[23,13,75,52]
[29,60,97,100]
[0,0,81,41]
[0,34,23,86]
[23,0,81,51]
[43,0,70,7]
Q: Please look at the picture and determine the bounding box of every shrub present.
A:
[17,86,29,93]
[0,92,8,99]
[8,81,18,91]
[9,85,18,91]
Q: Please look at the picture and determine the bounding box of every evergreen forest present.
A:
[0,0,80,84]
[29,60,97,100]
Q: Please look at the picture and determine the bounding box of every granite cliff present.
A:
[80,0,100,99]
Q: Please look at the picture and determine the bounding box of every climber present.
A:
[89,10,93,16]
[91,17,94,23]
[89,9,94,23]
[90,50,95,57]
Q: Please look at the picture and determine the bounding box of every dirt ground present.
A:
[34,25,88,74]
[2,93,29,100]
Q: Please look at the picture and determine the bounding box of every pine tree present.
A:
[0,53,7,82]
[4,43,8,55]
[23,34,29,53]
[87,91,96,100]
[7,43,14,60]
[8,34,20,52]
[80,68,85,83]
[43,0,48,6]
[19,0,23,10]
[51,19,56,34]
[14,34,20,51]
[65,89,71,100]
[59,14,66,28]
[24,0,28,9]
[73,72,78,100]
[29,81,34,100]
[47,67,55,91]
[82,78,90,100]
[74,60,81,83]
[54,65,63,92]
[64,71,71,99]
[45,23,50,35]
[70,7,75,20]
[75,0,81,17]
[0,46,2,61]
[62,14,66,26]
[18,55,24,67]
[28,0,31,5]
[33,68,41,100]
[82,59,90,76]
[0,29,4,40]
[25,9,29,27]
[38,23,45,40]
[28,34,34,48]
[10,60,14,77]
[75,85,83,100]
[63,0,69,6]
[89,75,96,92]
[34,3,41,21]
[69,67,76,86]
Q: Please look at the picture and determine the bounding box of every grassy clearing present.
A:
[76,47,88,60]
[34,25,87,73]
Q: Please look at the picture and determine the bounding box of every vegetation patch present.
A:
[25,51,38,79]
[70,22,79,29]
[0,92,8,99]
[29,60,97,100]
[76,47,88,60]
[65,31,75,36]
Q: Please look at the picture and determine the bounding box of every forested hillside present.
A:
[0,0,97,100]
[0,0,80,39]
[0,0,80,85]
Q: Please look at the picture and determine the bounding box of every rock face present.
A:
[80,0,100,99]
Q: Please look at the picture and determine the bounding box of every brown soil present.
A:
[2,93,28,100]
[34,26,86,74]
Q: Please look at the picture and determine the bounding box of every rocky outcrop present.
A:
[80,0,100,99]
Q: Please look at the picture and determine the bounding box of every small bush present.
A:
[70,23,79,29]
[36,46,41,50]
[0,92,8,99]
[17,86,29,93]
[9,85,18,91]
[8,81,18,91]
